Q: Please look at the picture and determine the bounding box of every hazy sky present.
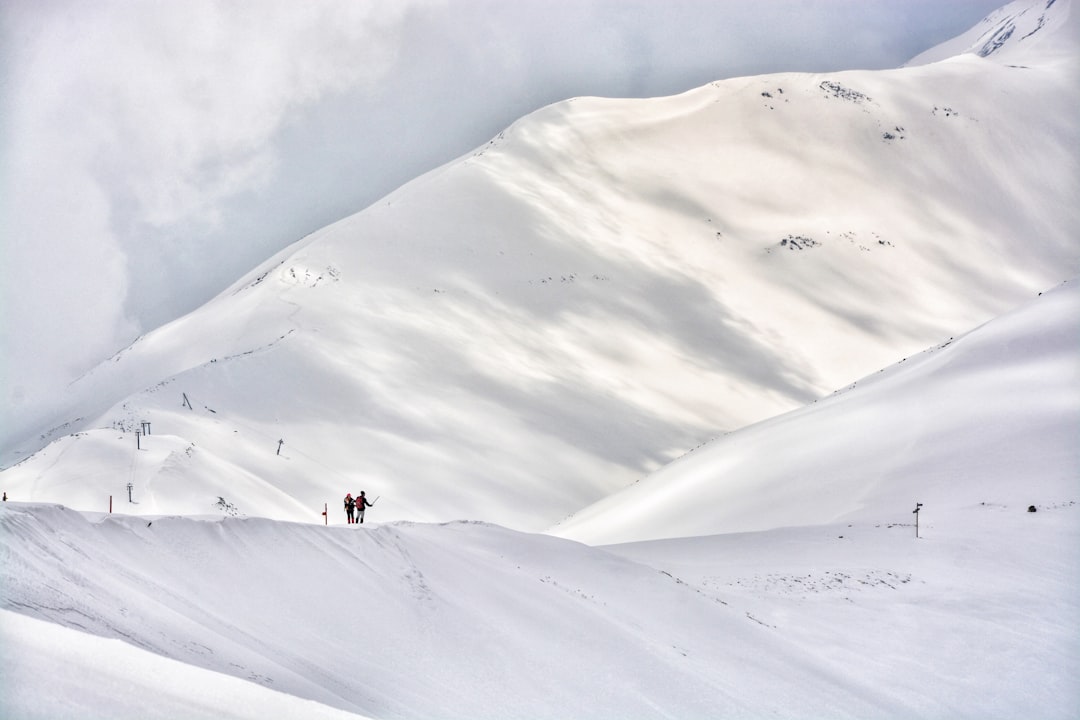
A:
[0,0,1005,437]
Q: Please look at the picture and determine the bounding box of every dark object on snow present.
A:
[2,492,6,501]
[1028,505,1037,513]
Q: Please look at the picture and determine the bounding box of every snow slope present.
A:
[1,0,1077,532]
[2,241,1077,719]
[2,496,1077,719]
[0,506,891,719]
[553,278,1080,544]
[0,609,371,720]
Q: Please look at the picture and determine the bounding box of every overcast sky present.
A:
[0,0,1005,438]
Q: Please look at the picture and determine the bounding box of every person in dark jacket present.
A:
[344,493,356,524]
[356,491,373,524]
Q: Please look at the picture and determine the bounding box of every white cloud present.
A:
[0,0,419,430]
[45,0,412,227]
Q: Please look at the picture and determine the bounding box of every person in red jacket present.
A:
[356,491,373,524]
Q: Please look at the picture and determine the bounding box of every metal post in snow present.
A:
[913,502,923,538]
[277,439,284,456]
[127,483,134,503]
[109,495,112,513]
[136,431,142,450]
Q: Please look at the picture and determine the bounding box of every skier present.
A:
[356,491,373,524]
[344,493,356,524]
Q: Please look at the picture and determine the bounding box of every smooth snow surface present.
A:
[553,279,1080,544]
[2,498,1077,719]
[0,609,369,720]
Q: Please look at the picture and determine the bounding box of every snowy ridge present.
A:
[3,496,1077,718]
[0,506,878,718]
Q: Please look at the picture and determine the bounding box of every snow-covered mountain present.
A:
[1,0,1077,534]
[2,2,1079,718]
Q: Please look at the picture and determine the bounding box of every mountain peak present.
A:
[907,0,1077,66]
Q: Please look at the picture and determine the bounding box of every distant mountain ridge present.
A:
[2,0,1077,533]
